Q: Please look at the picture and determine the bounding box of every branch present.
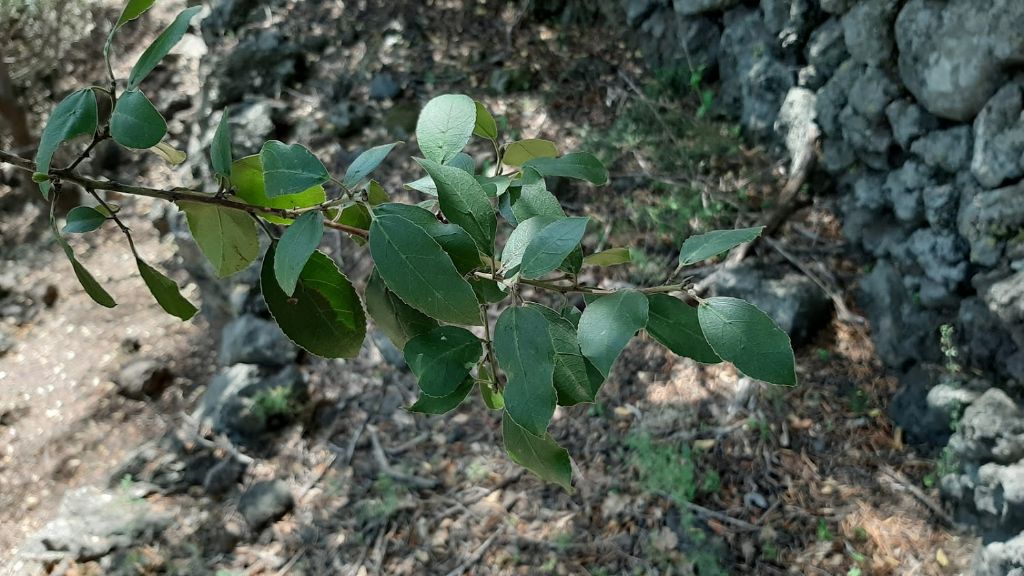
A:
[0,148,370,238]
[473,271,687,296]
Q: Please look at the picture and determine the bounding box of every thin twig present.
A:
[367,425,438,489]
[879,465,954,527]
[444,529,503,576]
[765,237,864,325]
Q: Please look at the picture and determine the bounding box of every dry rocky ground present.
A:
[0,0,984,574]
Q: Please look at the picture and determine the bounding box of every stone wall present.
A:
[628,0,1024,568]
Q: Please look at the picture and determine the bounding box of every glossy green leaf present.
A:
[503,139,558,167]
[645,294,721,364]
[366,180,388,205]
[678,226,764,266]
[523,153,609,185]
[137,258,197,320]
[479,377,504,410]
[500,215,556,276]
[502,412,572,491]
[520,217,589,279]
[415,94,476,163]
[404,174,437,196]
[509,167,565,223]
[470,277,508,304]
[577,291,649,377]
[374,203,480,274]
[50,216,115,308]
[416,158,496,255]
[274,211,324,296]
[408,377,474,415]
[446,152,475,174]
[110,89,166,149]
[260,140,330,198]
[364,269,438,350]
[63,206,107,234]
[210,108,232,179]
[113,0,156,30]
[35,89,98,198]
[530,304,605,406]
[369,214,481,325]
[473,100,498,140]
[697,297,796,386]
[178,201,259,277]
[343,142,398,189]
[476,175,511,197]
[127,5,201,90]
[261,247,366,359]
[229,155,326,224]
[494,306,556,437]
[583,247,631,267]
[405,326,483,397]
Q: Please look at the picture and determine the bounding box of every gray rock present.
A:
[971,82,1024,189]
[922,184,959,229]
[210,29,303,106]
[0,327,13,357]
[625,0,658,26]
[115,359,174,400]
[890,366,978,444]
[911,126,972,173]
[886,99,939,150]
[820,137,857,174]
[368,72,400,101]
[801,18,847,89]
[719,8,795,135]
[673,0,740,16]
[959,297,1021,380]
[841,0,898,66]
[24,487,172,561]
[220,314,298,367]
[711,264,832,346]
[761,0,814,48]
[895,0,1024,121]
[815,59,860,137]
[238,479,294,529]
[908,228,969,307]
[230,99,278,157]
[959,181,1024,267]
[819,0,854,14]
[637,9,720,76]
[194,364,306,441]
[858,260,943,368]
[973,532,1024,576]
[885,161,936,223]
[203,457,247,497]
[948,388,1024,465]
[983,271,1024,350]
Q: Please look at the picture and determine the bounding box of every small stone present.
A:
[368,72,400,101]
[219,314,298,367]
[115,359,174,400]
[971,82,1024,189]
[910,126,973,173]
[886,99,939,150]
[203,457,247,497]
[238,479,294,529]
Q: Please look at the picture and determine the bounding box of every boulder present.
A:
[907,228,969,307]
[983,271,1024,350]
[910,126,972,174]
[238,479,294,529]
[922,184,958,229]
[194,364,307,442]
[973,532,1024,576]
[673,0,740,16]
[841,0,898,66]
[895,0,1024,121]
[884,160,936,224]
[858,260,943,368]
[819,0,855,14]
[719,8,795,135]
[885,99,939,150]
[971,82,1024,189]
[761,0,815,48]
[801,18,847,89]
[888,366,979,444]
[219,314,298,367]
[24,487,172,561]
[958,181,1024,267]
[947,388,1024,465]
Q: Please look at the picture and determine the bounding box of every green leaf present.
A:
[577,291,649,377]
[470,277,508,304]
[583,247,631,267]
[110,89,166,149]
[503,139,558,167]
[494,306,556,437]
[502,412,572,491]
[408,377,474,415]
[476,175,511,197]
[369,214,481,325]
[473,100,498,140]
[416,158,496,256]
[136,258,198,321]
[645,294,721,364]
[404,174,437,196]
[697,297,796,386]
[678,226,764,266]
[500,215,557,276]
[63,206,107,234]
[415,94,476,163]
[509,167,565,223]
[274,211,324,296]
[210,109,232,179]
[178,201,259,277]
[261,247,366,359]
[260,140,330,199]
[530,304,605,406]
[229,155,326,224]
[364,269,438,350]
[479,378,504,410]
[113,0,156,30]
[127,5,201,90]
[35,89,98,198]
[343,142,399,189]
[404,326,483,397]
[366,180,388,206]
[520,217,589,279]
[50,217,116,308]
[150,141,186,165]
[337,203,371,237]
[446,152,475,174]
[523,153,609,185]
[374,203,481,274]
